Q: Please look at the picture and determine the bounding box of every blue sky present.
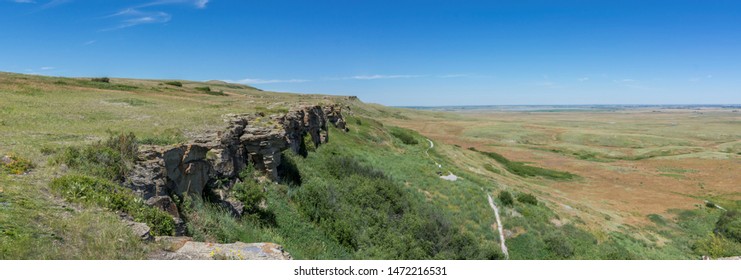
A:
[1,0,740,106]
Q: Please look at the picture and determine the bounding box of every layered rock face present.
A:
[124,104,346,207]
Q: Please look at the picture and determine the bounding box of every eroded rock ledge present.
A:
[124,104,347,214]
[150,237,292,260]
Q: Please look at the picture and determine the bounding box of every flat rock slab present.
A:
[440,172,458,181]
[151,237,292,260]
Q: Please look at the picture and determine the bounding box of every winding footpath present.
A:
[488,194,509,259]
[425,139,442,168]
[424,138,508,258]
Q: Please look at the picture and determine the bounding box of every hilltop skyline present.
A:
[1,0,740,106]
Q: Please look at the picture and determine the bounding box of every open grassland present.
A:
[2,72,739,259]
[374,105,741,258]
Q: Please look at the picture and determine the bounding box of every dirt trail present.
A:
[424,138,507,257]
[426,139,442,168]
[488,194,509,259]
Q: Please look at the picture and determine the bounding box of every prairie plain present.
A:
[382,106,741,229]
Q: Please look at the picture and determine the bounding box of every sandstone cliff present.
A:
[124,104,347,218]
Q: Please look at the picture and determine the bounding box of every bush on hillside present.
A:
[498,191,514,206]
[91,77,110,83]
[52,132,138,181]
[716,210,741,243]
[517,193,538,205]
[164,81,183,87]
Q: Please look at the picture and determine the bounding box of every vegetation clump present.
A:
[50,174,175,236]
[517,193,538,205]
[234,165,267,214]
[52,132,138,181]
[164,81,183,87]
[194,86,226,96]
[715,210,741,243]
[469,147,577,180]
[91,77,110,83]
[389,127,419,145]
[498,191,514,206]
[1,155,34,175]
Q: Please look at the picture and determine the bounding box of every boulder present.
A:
[126,221,153,242]
[146,196,180,220]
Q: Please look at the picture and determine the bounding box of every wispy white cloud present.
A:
[40,66,54,70]
[577,77,589,82]
[11,0,36,4]
[329,74,423,80]
[689,74,712,83]
[137,0,209,9]
[226,78,310,85]
[438,74,472,78]
[83,40,97,45]
[42,0,70,9]
[102,8,171,30]
[99,0,207,31]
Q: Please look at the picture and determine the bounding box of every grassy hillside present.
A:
[2,72,740,259]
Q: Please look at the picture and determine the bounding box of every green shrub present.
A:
[91,77,110,83]
[693,233,741,258]
[498,191,514,206]
[389,127,419,145]
[195,86,211,92]
[52,132,138,181]
[716,210,741,243]
[544,233,574,258]
[50,174,175,236]
[1,155,34,175]
[233,179,266,214]
[517,193,538,205]
[706,201,716,209]
[164,81,183,87]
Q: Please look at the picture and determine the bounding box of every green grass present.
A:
[51,132,138,182]
[469,147,577,180]
[107,98,153,107]
[388,126,419,145]
[50,174,175,236]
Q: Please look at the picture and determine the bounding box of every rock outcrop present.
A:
[124,104,347,210]
[150,237,292,260]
